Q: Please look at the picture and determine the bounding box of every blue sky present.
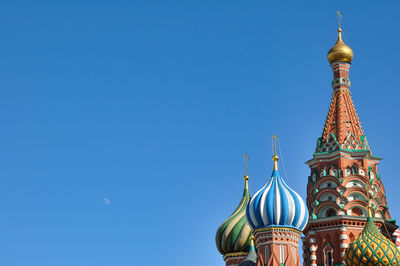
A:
[1,1,400,266]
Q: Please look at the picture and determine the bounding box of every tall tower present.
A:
[246,142,308,266]
[302,25,398,266]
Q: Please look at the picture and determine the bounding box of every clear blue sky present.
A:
[1,1,400,266]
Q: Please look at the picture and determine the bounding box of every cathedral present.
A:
[215,22,400,266]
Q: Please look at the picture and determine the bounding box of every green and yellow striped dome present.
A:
[215,175,252,255]
[345,206,400,265]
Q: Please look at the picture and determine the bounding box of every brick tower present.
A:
[302,26,398,266]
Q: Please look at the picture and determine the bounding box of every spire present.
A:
[320,82,365,148]
[317,23,369,153]
[239,235,257,266]
[272,134,279,170]
[367,204,374,218]
[243,153,249,189]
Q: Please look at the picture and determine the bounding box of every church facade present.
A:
[216,23,400,266]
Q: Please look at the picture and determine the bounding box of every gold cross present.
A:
[272,134,279,156]
[337,11,342,28]
[243,153,249,176]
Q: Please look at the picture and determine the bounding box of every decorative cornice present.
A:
[254,226,302,234]
[306,149,381,166]
[223,252,247,260]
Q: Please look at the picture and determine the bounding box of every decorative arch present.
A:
[327,165,339,178]
[323,239,334,266]
[351,206,364,216]
[315,202,340,218]
[320,133,339,152]
[349,232,355,242]
[347,192,367,202]
[336,196,348,207]
[320,169,326,177]
[342,186,368,198]
[326,208,337,217]
[342,131,362,150]
[315,176,340,189]
[344,167,351,177]
[351,164,358,175]
[359,168,365,176]
[316,189,340,202]
[310,168,318,183]
[344,179,366,189]
[320,180,338,190]
[372,181,385,195]
[369,171,375,180]
[375,197,382,206]
[343,200,368,217]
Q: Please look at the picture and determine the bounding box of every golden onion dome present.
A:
[344,206,400,265]
[216,175,252,255]
[327,27,354,64]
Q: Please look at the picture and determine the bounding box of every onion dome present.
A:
[327,27,354,64]
[239,236,257,266]
[246,155,308,231]
[216,175,252,255]
[344,206,400,265]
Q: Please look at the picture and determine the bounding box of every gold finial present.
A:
[272,134,279,170]
[250,235,255,246]
[243,153,249,177]
[337,11,342,29]
[243,153,249,188]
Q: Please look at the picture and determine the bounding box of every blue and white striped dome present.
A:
[246,155,308,231]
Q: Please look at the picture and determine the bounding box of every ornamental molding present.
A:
[223,252,247,260]
[254,226,302,235]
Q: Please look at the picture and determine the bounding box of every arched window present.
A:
[349,232,355,242]
[332,169,337,177]
[326,208,336,217]
[323,243,333,266]
[370,171,375,179]
[326,250,333,266]
[352,165,358,174]
[265,245,269,265]
[345,168,351,176]
[280,245,284,264]
[352,207,363,216]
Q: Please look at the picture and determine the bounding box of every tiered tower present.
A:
[302,25,398,266]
